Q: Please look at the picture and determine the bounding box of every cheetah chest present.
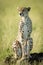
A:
[22,23,28,40]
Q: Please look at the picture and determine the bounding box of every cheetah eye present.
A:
[22,31,24,32]
[22,9,25,12]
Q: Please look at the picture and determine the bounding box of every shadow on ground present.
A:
[4,53,43,65]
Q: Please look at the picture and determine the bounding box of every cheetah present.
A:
[17,7,33,57]
[12,7,33,59]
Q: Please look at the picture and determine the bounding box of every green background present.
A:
[0,0,43,64]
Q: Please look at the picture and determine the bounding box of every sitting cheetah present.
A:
[18,7,33,56]
[12,7,33,59]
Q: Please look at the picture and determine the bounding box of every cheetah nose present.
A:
[20,13,22,16]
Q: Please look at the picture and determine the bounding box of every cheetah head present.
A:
[17,7,31,17]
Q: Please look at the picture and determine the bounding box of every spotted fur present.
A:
[17,7,33,57]
[12,7,33,59]
[12,40,22,59]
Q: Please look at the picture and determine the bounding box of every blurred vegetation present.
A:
[0,0,43,64]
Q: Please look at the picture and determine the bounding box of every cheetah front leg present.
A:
[21,40,30,59]
[24,40,30,58]
[23,38,33,59]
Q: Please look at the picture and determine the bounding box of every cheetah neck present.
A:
[21,16,29,23]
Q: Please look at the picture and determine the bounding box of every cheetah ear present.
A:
[17,7,20,11]
[27,7,31,11]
